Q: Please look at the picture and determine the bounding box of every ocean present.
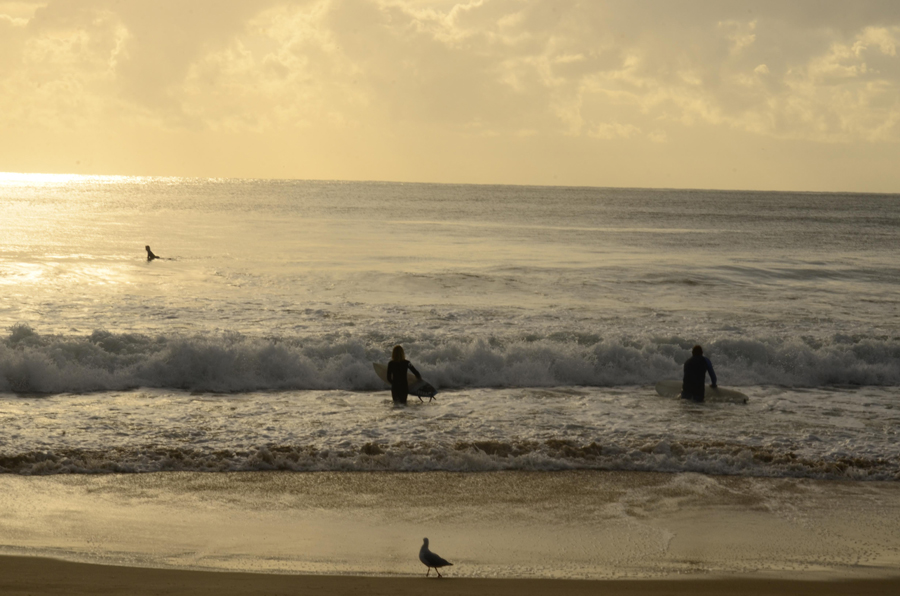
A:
[1,174,898,479]
[1,175,899,577]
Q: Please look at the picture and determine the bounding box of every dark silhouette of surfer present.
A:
[681,345,717,402]
[387,345,422,406]
[145,245,160,261]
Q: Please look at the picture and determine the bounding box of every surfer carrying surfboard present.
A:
[387,345,422,405]
[681,345,717,402]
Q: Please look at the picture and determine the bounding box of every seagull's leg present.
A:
[425,567,430,577]
[436,568,443,578]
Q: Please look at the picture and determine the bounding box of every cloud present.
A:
[1,0,899,179]
[588,121,641,140]
[718,19,757,55]
[179,1,364,132]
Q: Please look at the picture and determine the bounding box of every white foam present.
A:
[1,383,897,480]
[2,325,899,394]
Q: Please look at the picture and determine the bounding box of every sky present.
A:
[1,0,900,192]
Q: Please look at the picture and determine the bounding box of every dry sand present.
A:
[2,556,899,596]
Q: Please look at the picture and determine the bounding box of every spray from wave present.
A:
[1,324,898,394]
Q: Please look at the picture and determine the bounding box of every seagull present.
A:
[419,537,453,578]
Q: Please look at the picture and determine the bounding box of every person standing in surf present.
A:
[681,345,717,402]
[387,345,422,406]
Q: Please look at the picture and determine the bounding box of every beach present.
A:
[2,471,899,585]
[2,178,899,589]
[4,0,900,590]
[3,556,900,596]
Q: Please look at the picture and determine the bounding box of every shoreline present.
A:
[2,470,899,579]
[2,556,900,596]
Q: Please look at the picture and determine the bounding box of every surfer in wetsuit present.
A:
[387,345,422,406]
[681,345,717,402]
[145,245,160,261]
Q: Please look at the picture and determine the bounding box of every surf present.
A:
[3,325,900,394]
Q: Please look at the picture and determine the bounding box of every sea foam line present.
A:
[3,439,897,481]
[1,325,899,393]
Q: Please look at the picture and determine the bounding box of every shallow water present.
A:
[1,385,897,480]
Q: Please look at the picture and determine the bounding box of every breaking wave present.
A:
[1,324,899,394]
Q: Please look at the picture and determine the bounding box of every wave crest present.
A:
[2,325,899,393]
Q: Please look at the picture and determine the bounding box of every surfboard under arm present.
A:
[373,362,438,399]
[655,380,748,404]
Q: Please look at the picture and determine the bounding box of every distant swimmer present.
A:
[145,245,160,261]
[681,344,717,402]
[386,345,422,406]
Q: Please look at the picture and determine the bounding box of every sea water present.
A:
[1,175,899,480]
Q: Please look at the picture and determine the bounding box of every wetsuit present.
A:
[387,359,421,405]
[681,354,717,402]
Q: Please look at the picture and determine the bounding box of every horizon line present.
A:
[1,170,897,197]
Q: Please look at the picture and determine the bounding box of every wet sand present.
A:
[2,556,900,596]
[2,471,899,579]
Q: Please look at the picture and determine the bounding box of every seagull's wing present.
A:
[422,550,452,567]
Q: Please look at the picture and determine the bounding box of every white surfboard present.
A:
[373,362,438,400]
[655,380,748,404]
